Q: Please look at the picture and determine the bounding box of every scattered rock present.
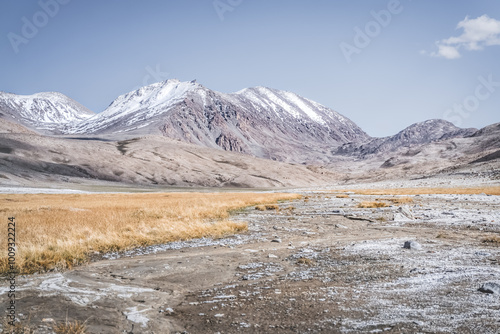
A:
[397,206,414,220]
[271,238,282,243]
[334,224,348,229]
[475,251,491,257]
[393,213,407,221]
[478,282,500,294]
[42,318,55,323]
[268,254,278,258]
[383,212,395,221]
[403,241,422,250]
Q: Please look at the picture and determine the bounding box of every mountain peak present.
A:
[63,80,369,162]
[0,91,94,132]
[337,118,477,157]
[393,119,477,142]
[105,79,202,113]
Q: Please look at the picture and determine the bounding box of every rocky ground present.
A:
[1,190,500,333]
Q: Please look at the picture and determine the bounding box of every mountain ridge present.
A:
[62,79,370,163]
[0,91,94,133]
[0,80,491,165]
[336,119,478,158]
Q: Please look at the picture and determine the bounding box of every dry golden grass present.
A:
[0,192,300,275]
[383,197,414,204]
[357,201,389,208]
[482,235,500,245]
[265,204,280,210]
[333,186,500,196]
[336,194,349,198]
[296,257,315,266]
[54,320,87,334]
[255,204,280,211]
[1,317,35,334]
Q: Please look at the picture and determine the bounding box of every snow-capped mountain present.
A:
[337,119,477,158]
[0,91,94,133]
[66,79,370,163]
[2,81,483,165]
[65,80,199,135]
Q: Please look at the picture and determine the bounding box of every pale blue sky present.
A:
[1,0,499,136]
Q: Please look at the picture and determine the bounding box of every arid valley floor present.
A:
[1,179,499,333]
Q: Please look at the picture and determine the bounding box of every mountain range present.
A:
[64,79,370,163]
[0,79,498,188]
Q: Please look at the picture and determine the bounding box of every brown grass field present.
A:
[380,197,414,204]
[255,204,280,211]
[357,201,389,208]
[482,235,500,245]
[0,192,301,275]
[333,186,500,196]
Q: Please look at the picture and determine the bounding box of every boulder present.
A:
[403,240,422,250]
[478,282,500,294]
[397,206,414,220]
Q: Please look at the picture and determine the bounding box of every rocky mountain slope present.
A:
[0,91,94,133]
[329,122,500,183]
[1,81,496,173]
[1,121,498,189]
[336,119,477,158]
[0,118,37,135]
[63,79,370,163]
[0,133,336,188]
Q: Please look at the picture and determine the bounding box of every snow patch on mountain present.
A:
[234,87,329,125]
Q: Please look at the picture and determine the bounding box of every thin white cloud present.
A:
[434,44,461,59]
[429,15,500,59]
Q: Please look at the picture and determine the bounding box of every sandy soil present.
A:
[1,190,500,333]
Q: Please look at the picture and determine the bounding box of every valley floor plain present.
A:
[0,184,499,333]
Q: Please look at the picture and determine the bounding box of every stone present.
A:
[271,238,282,243]
[474,251,491,257]
[397,206,414,220]
[403,241,422,250]
[478,282,500,294]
